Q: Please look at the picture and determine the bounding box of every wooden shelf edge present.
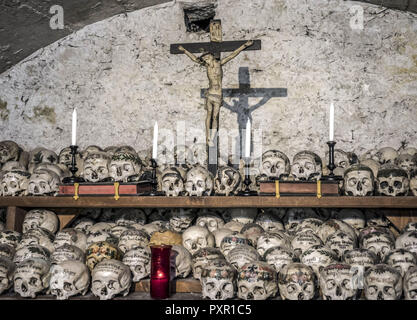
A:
[0,196,416,208]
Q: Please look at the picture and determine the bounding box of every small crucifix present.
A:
[171,20,261,174]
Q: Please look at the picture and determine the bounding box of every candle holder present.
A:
[321,141,343,181]
[238,158,258,196]
[146,158,165,196]
[150,245,172,299]
[62,145,85,184]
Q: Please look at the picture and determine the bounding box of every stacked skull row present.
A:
[0,141,416,197]
[0,207,416,300]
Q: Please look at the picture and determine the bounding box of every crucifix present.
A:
[201,67,287,165]
[170,20,261,174]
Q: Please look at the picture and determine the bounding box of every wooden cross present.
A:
[170,20,261,175]
[201,67,287,165]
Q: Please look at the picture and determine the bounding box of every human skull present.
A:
[332,209,366,230]
[196,212,224,233]
[395,153,417,174]
[86,241,122,271]
[53,229,87,252]
[182,226,215,255]
[58,147,83,174]
[384,248,417,277]
[0,230,22,248]
[264,246,296,272]
[170,245,192,279]
[317,219,357,243]
[115,209,147,226]
[237,261,277,300]
[149,229,182,247]
[51,244,85,265]
[28,147,58,173]
[27,169,60,196]
[260,150,290,180]
[364,210,390,228]
[343,164,375,196]
[226,244,260,270]
[14,258,50,298]
[403,222,417,233]
[294,218,323,234]
[319,263,359,300]
[364,264,402,300]
[377,164,409,196]
[291,231,323,257]
[122,246,151,282]
[223,221,244,233]
[220,233,251,257]
[13,244,50,264]
[214,166,242,196]
[201,259,236,300]
[0,170,30,196]
[278,263,317,300]
[18,227,55,253]
[0,244,15,260]
[192,247,224,280]
[82,152,111,182]
[229,208,257,225]
[0,257,15,295]
[396,231,417,255]
[240,224,265,246]
[255,211,284,233]
[212,228,234,248]
[398,146,417,156]
[404,266,417,300]
[50,260,90,300]
[256,231,291,257]
[410,169,417,196]
[109,225,135,239]
[91,259,131,300]
[118,229,150,254]
[361,231,395,262]
[184,165,214,196]
[283,208,320,233]
[72,217,95,233]
[0,141,22,164]
[300,245,339,275]
[160,166,185,197]
[290,151,322,181]
[109,147,142,182]
[360,159,380,178]
[86,230,116,247]
[342,248,378,270]
[375,147,399,165]
[87,222,115,235]
[325,231,357,259]
[167,209,196,233]
[22,209,59,234]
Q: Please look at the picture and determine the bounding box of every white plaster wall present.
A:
[0,0,416,163]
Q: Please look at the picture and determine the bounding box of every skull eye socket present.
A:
[326,279,336,289]
[342,279,351,289]
[222,283,233,293]
[253,286,265,296]
[205,282,215,291]
[29,277,39,286]
[107,280,117,290]
[339,161,347,168]
[409,289,417,299]
[263,162,272,170]
[393,181,402,189]
[303,282,313,293]
[239,285,248,294]
[304,162,314,170]
[64,282,73,291]
[380,181,389,189]
[383,286,394,296]
[287,284,296,293]
[348,178,357,186]
[362,178,371,186]
[367,285,377,295]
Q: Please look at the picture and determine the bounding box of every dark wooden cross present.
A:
[201,67,287,166]
[170,20,262,175]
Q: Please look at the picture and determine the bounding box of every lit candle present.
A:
[152,121,158,160]
[72,108,77,146]
[329,102,334,141]
[150,245,171,299]
[245,118,251,158]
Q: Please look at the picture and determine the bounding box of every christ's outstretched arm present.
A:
[221,40,254,65]
[178,45,204,65]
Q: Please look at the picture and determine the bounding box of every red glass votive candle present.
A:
[150,245,172,299]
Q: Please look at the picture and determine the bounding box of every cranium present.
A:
[223,221,244,233]
[166,209,196,233]
[214,166,242,196]
[86,241,122,271]
[278,262,317,300]
[332,209,366,230]
[196,211,225,233]
[404,266,417,300]
[122,246,151,282]
[364,210,390,228]
[364,264,402,300]
[319,263,359,300]
[109,225,135,239]
[290,151,322,181]
[161,166,185,197]
[0,141,23,164]
[256,231,291,257]
[170,245,192,279]
[0,244,15,260]
[377,164,409,196]
[260,150,290,180]
[118,229,150,253]
[91,259,131,300]
[28,147,58,173]
[264,246,296,272]
[184,165,214,196]
[395,153,417,174]
[375,147,399,165]
[240,223,265,246]
[87,222,115,235]
[212,228,234,248]
[51,244,85,265]
[229,208,257,225]
[342,248,378,270]
[81,145,104,159]
[13,244,51,264]
[50,260,90,300]
[361,231,395,262]
[294,218,323,234]
[291,231,323,257]
[115,209,147,226]
[220,233,251,257]
[360,159,380,179]
[18,227,55,253]
[201,259,236,300]
[82,151,111,182]
[300,245,339,275]
[325,231,357,259]
[226,244,260,270]
[255,211,284,233]
[283,208,320,233]
[0,257,15,295]
[109,147,142,182]
[53,228,87,252]
[343,164,375,196]
[317,219,357,243]
[384,248,417,277]
[27,169,60,196]
[58,147,83,174]
[0,170,30,196]
[0,231,21,248]
[192,247,224,280]
[396,231,417,255]
[149,230,182,247]
[22,209,59,234]
[237,261,277,300]
[86,230,116,247]
[398,146,417,156]
[14,258,50,298]
[182,226,215,255]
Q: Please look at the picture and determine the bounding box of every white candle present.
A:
[329,102,334,141]
[72,108,77,146]
[245,118,251,158]
[152,121,158,160]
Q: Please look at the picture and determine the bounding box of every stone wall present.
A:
[0,0,416,163]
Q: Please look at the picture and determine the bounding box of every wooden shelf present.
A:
[0,196,417,208]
